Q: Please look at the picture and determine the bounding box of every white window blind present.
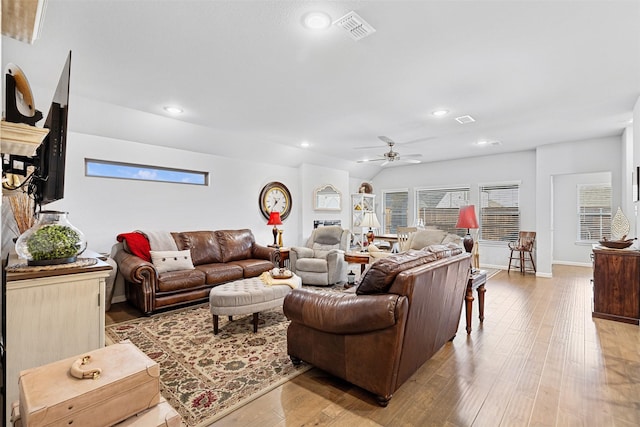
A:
[383,190,409,234]
[479,183,520,242]
[578,184,611,241]
[415,187,470,234]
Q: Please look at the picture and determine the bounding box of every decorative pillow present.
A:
[356,250,437,295]
[150,250,195,273]
[425,243,464,259]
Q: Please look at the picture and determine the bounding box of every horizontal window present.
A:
[85,159,208,186]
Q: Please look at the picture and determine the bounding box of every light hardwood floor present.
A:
[206,266,640,427]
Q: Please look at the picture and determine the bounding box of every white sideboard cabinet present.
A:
[4,258,112,425]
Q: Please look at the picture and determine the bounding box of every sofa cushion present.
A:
[228,259,274,278]
[157,269,206,292]
[407,229,447,250]
[356,250,437,295]
[174,231,223,265]
[195,263,243,285]
[296,258,329,273]
[150,250,195,273]
[312,226,344,245]
[312,242,338,259]
[216,229,254,262]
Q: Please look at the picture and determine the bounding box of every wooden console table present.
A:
[592,247,640,324]
[465,269,487,334]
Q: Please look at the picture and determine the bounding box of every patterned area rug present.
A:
[106,303,309,427]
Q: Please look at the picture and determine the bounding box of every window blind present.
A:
[479,183,520,242]
[383,191,409,233]
[578,184,611,241]
[415,187,470,235]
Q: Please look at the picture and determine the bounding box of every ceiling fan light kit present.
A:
[357,136,422,166]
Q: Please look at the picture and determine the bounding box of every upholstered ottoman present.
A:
[209,274,301,334]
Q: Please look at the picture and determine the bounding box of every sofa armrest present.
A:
[112,245,159,314]
[283,289,406,334]
[252,243,277,262]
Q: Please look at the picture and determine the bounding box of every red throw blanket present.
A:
[116,232,151,262]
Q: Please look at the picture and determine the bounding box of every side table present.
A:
[344,252,370,274]
[465,269,487,334]
[277,247,290,268]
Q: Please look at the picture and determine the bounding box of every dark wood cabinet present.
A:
[592,247,640,324]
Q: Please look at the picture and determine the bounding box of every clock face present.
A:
[259,182,292,220]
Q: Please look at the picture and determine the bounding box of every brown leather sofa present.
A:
[283,245,470,406]
[113,229,276,315]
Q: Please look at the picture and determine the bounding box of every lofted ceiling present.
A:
[2,0,639,179]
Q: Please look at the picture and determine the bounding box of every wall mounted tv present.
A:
[35,51,71,206]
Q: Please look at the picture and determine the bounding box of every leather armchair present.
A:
[289,226,351,286]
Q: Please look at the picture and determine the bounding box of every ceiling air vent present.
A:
[455,115,476,124]
[334,11,376,41]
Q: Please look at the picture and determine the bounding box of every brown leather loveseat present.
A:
[113,229,276,315]
[283,244,470,406]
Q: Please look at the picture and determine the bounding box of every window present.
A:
[85,159,208,185]
[479,183,520,242]
[415,187,470,235]
[578,184,611,241]
[383,190,409,234]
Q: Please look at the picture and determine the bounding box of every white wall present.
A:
[298,163,350,243]
[552,172,611,266]
[49,132,300,254]
[536,136,622,277]
[371,151,537,269]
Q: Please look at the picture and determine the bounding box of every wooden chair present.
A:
[396,227,418,252]
[508,231,536,274]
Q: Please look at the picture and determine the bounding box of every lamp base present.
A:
[366,228,375,245]
[463,233,474,253]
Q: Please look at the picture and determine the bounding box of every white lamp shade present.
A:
[361,212,381,228]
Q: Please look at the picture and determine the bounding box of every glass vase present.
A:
[15,210,87,266]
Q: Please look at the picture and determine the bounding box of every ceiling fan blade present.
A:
[380,160,390,167]
[354,144,387,150]
[401,159,422,164]
[378,136,394,144]
[357,157,386,163]
[401,154,423,158]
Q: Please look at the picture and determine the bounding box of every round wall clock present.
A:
[259,181,292,221]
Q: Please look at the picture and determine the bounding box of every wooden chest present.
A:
[114,397,182,427]
[19,340,161,427]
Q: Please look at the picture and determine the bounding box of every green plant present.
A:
[26,224,81,261]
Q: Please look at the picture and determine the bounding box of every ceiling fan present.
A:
[357,136,422,166]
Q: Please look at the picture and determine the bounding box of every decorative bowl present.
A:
[599,239,634,249]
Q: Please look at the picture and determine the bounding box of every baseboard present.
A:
[112,295,127,304]
[552,260,592,268]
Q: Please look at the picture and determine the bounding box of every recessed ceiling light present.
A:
[300,141,310,148]
[163,106,183,114]
[431,109,449,117]
[476,140,489,146]
[302,12,331,30]
[476,140,501,146]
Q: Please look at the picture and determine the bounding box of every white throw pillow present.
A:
[150,250,195,273]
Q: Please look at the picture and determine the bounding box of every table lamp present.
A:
[361,211,381,248]
[456,205,478,253]
[267,211,282,247]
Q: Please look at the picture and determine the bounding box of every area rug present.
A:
[105,303,309,427]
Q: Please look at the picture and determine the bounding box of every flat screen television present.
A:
[34,51,71,206]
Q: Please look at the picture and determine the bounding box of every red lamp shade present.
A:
[267,211,282,226]
[456,205,478,229]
